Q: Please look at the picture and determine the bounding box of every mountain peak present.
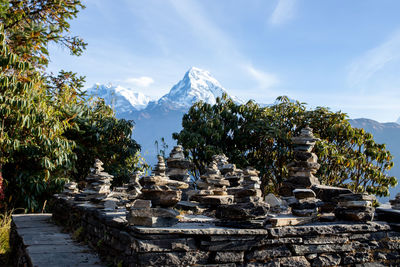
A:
[86,84,151,113]
[155,67,241,110]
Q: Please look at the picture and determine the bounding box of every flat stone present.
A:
[216,202,269,220]
[137,251,209,266]
[196,195,234,205]
[293,188,316,199]
[334,193,376,202]
[269,215,316,227]
[338,200,373,208]
[335,207,374,222]
[141,190,182,207]
[127,216,179,227]
[128,207,179,218]
[132,199,152,208]
[215,251,244,263]
[265,193,283,207]
[246,245,292,261]
[312,253,341,267]
[133,238,196,252]
[311,184,353,202]
[278,256,311,267]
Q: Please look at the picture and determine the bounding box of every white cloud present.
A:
[124,76,154,87]
[269,0,297,25]
[243,64,279,89]
[348,30,400,89]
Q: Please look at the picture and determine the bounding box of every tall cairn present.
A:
[190,158,234,207]
[77,159,113,202]
[216,167,269,228]
[126,156,188,227]
[280,126,321,196]
[166,145,191,183]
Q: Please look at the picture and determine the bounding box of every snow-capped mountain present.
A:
[397,117,400,124]
[146,67,242,111]
[85,83,151,115]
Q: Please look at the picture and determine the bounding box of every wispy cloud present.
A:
[269,0,297,26]
[243,64,279,90]
[168,0,279,92]
[348,30,400,89]
[124,76,154,87]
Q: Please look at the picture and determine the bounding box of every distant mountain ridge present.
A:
[86,83,151,117]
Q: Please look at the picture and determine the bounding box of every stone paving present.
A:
[12,213,105,267]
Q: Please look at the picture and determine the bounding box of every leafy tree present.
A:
[0,1,146,211]
[173,95,397,197]
[0,0,86,68]
[0,26,76,211]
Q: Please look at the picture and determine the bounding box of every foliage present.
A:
[0,210,12,257]
[154,137,169,159]
[0,26,76,211]
[0,1,145,211]
[0,0,86,68]
[173,95,397,197]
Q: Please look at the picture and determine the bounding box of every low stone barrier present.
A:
[51,196,400,266]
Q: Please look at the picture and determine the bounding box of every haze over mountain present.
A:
[86,67,400,202]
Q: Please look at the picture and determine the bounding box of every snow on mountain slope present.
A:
[86,83,151,114]
[148,67,242,111]
[397,117,400,124]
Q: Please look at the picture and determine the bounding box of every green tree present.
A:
[0,26,76,211]
[0,1,146,211]
[173,95,397,197]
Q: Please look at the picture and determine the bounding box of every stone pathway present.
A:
[12,213,105,267]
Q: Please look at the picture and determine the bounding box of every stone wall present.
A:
[51,196,400,266]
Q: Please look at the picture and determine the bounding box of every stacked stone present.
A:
[153,155,166,176]
[190,159,234,206]
[389,193,400,210]
[214,154,244,187]
[62,182,79,196]
[126,170,143,200]
[280,126,321,196]
[334,193,375,222]
[127,156,188,226]
[290,189,320,217]
[166,145,191,183]
[77,159,113,202]
[126,199,179,227]
[216,167,269,228]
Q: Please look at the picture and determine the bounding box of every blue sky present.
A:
[48,0,400,122]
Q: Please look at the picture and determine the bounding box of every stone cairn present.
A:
[127,170,143,200]
[280,126,321,196]
[216,167,270,228]
[166,145,191,183]
[126,155,188,227]
[215,154,243,187]
[290,188,320,218]
[62,182,79,196]
[334,193,375,222]
[390,193,400,210]
[76,159,113,202]
[190,157,234,206]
